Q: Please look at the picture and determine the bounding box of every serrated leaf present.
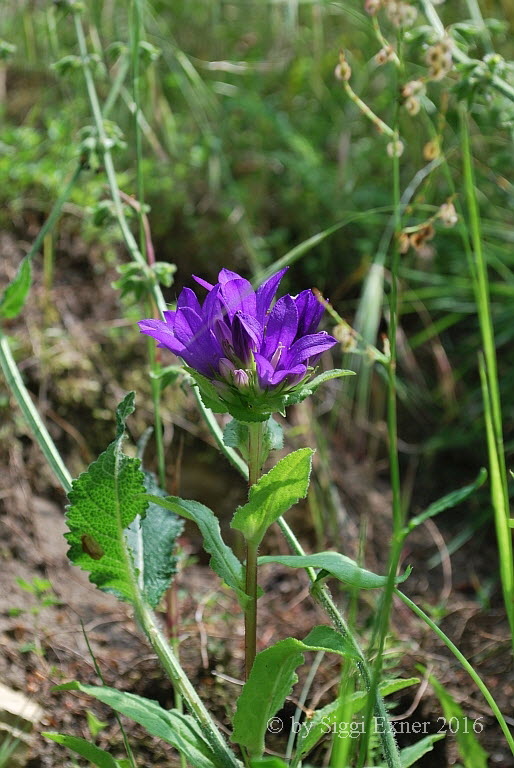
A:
[231,448,313,546]
[52,682,220,768]
[258,552,410,589]
[65,393,148,604]
[126,472,183,608]
[296,678,421,759]
[42,733,121,768]
[429,674,488,768]
[231,629,358,757]
[408,468,487,531]
[143,495,248,606]
[0,256,32,319]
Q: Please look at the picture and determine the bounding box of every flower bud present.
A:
[219,357,235,380]
[233,369,250,389]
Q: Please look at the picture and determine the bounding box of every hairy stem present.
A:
[244,421,264,678]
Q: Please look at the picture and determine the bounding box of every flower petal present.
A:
[293,289,324,337]
[232,312,263,363]
[262,294,298,358]
[138,319,185,355]
[220,277,256,319]
[287,332,337,365]
[177,287,202,314]
[255,267,288,323]
[193,275,214,292]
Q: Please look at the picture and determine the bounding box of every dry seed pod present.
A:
[398,231,410,253]
[405,96,421,115]
[439,201,458,227]
[365,0,382,15]
[387,139,404,158]
[423,140,440,160]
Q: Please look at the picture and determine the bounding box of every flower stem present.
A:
[245,421,264,678]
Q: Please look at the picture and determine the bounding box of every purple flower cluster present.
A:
[139,268,337,416]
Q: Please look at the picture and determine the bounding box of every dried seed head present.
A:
[333,324,357,353]
[439,201,458,227]
[386,1,417,28]
[365,0,382,14]
[426,40,453,80]
[402,79,424,98]
[423,139,440,161]
[387,139,404,158]
[410,224,435,251]
[335,61,352,81]
[398,231,410,254]
[404,95,421,116]
[375,45,395,65]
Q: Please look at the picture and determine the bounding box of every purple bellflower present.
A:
[139,268,342,421]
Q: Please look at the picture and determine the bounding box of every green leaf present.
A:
[429,674,488,768]
[0,256,32,319]
[389,733,446,768]
[86,710,108,739]
[231,448,314,546]
[231,629,358,758]
[296,677,420,759]
[143,495,247,606]
[52,682,220,768]
[42,733,121,767]
[65,393,148,604]
[126,472,183,608]
[250,760,288,768]
[43,732,120,766]
[407,468,487,531]
[258,552,410,589]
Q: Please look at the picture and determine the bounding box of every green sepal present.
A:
[187,367,354,423]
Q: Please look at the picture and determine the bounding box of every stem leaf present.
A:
[42,733,122,768]
[296,677,421,760]
[144,494,248,606]
[258,552,410,589]
[232,628,358,758]
[231,448,314,546]
[52,683,220,768]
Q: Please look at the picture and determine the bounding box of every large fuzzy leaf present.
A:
[126,471,183,608]
[65,393,148,604]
